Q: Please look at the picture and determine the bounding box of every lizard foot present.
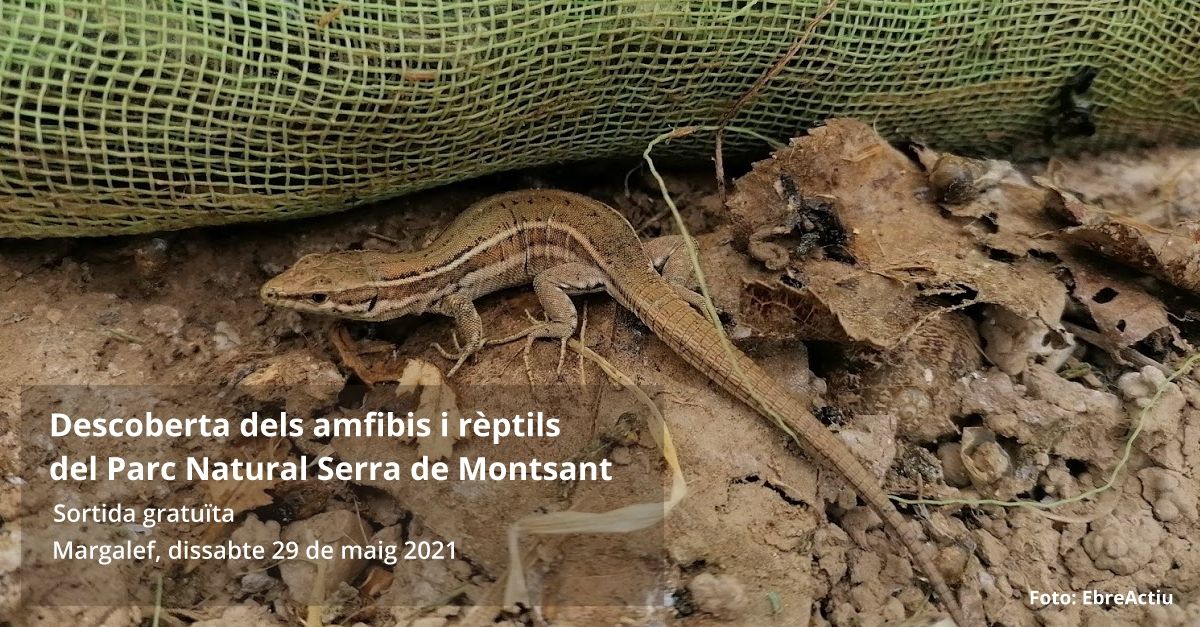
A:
[488,310,572,383]
[432,331,482,378]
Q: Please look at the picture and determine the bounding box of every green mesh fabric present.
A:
[1,1,1197,237]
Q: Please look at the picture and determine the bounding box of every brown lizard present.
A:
[260,189,970,626]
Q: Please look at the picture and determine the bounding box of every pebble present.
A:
[140,304,183,337]
[687,573,747,621]
[364,491,404,526]
[133,238,170,280]
[96,309,121,326]
[937,442,971,488]
[240,351,345,414]
[239,572,276,594]
[227,514,280,574]
[973,529,1010,567]
[279,510,370,602]
[213,321,243,351]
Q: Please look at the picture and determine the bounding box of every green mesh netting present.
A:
[2,1,1198,238]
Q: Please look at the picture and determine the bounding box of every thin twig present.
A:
[103,328,147,344]
[578,301,588,387]
[643,128,798,446]
[1064,320,1200,393]
[1063,321,1168,375]
[713,0,837,204]
[366,231,405,247]
[152,574,163,627]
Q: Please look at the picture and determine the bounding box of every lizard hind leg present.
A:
[486,263,606,382]
[645,235,725,320]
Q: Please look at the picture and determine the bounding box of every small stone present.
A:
[838,413,898,479]
[228,514,280,574]
[44,309,64,324]
[687,573,746,621]
[968,441,1010,483]
[240,351,345,414]
[973,529,1009,567]
[275,310,306,337]
[213,321,243,351]
[133,238,170,280]
[279,510,370,603]
[141,304,184,337]
[1081,509,1164,575]
[239,572,276,594]
[321,582,360,624]
[937,544,970,585]
[1139,467,1198,523]
[364,491,404,526]
[1118,367,1186,454]
[882,552,913,581]
[961,426,1010,487]
[371,525,402,547]
[847,584,876,612]
[938,442,971,488]
[609,446,632,465]
[849,552,881,584]
[96,309,121,326]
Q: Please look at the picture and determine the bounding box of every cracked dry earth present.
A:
[1,134,1199,627]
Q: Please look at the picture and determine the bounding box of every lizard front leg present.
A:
[488,263,606,379]
[432,294,484,377]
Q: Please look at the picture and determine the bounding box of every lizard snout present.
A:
[259,283,280,302]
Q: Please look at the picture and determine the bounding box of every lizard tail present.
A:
[618,273,972,627]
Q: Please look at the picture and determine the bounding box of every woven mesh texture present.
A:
[2,1,1198,237]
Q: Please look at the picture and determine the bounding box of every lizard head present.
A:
[260,251,434,321]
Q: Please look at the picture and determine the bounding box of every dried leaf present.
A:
[827,310,980,441]
[202,439,291,515]
[929,176,1173,348]
[1044,183,1200,294]
[398,359,461,460]
[741,262,925,348]
[358,565,394,598]
[1060,257,1170,346]
[741,276,853,343]
[728,118,1067,349]
[330,325,408,386]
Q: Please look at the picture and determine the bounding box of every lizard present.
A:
[259,189,971,626]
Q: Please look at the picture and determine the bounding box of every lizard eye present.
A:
[310,293,328,304]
